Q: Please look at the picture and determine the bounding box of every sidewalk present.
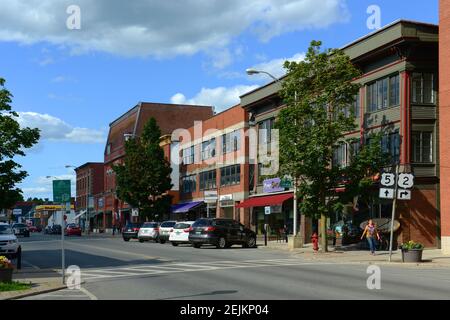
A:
[257,240,450,268]
[0,269,66,300]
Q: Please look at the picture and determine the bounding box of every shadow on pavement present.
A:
[160,290,238,300]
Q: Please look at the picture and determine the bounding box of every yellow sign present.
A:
[35,204,74,211]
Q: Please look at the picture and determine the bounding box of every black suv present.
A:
[122,223,141,241]
[189,218,257,249]
[12,223,30,237]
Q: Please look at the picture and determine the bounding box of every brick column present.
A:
[439,0,450,254]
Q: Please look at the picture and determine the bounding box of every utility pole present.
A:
[388,164,399,262]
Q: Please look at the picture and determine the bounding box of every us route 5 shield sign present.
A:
[379,188,394,199]
[380,173,395,187]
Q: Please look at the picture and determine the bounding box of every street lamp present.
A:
[246,68,300,246]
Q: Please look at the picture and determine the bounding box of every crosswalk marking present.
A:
[55,258,307,282]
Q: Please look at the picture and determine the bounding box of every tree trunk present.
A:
[320,213,328,252]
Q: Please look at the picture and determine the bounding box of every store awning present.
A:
[236,193,293,208]
[74,210,86,220]
[172,201,204,213]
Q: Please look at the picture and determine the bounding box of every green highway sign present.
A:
[53,180,72,203]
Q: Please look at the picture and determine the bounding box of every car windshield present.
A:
[142,222,158,228]
[126,223,140,228]
[192,219,212,227]
[0,225,13,234]
[174,223,191,229]
[68,224,78,228]
[160,221,176,228]
[14,223,26,228]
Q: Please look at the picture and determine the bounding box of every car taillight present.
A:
[183,228,190,233]
[133,228,139,231]
[205,226,216,232]
[155,227,159,232]
[169,228,173,232]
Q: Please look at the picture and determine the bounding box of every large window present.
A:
[332,143,347,168]
[412,73,435,104]
[367,74,400,112]
[222,130,241,154]
[182,145,195,165]
[181,175,197,193]
[381,131,400,164]
[220,164,241,186]
[199,170,216,190]
[201,138,216,160]
[412,131,433,163]
[258,118,275,145]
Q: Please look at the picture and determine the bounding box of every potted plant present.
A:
[0,256,14,283]
[400,240,424,263]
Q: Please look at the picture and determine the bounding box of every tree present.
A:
[113,118,173,221]
[0,78,40,210]
[276,41,385,251]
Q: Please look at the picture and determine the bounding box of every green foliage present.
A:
[277,40,362,219]
[0,281,32,292]
[400,240,424,250]
[0,78,40,210]
[113,118,173,220]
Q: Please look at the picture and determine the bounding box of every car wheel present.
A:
[171,242,178,246]
[123,238,130,242]
[217,237,227,249]
[193,243,201,248]
[139,239,144,243]
[243,236,256,248]
[159,239,166,244]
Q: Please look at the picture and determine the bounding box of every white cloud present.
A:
[21,187,51,195]
[250,52,306,81]
[170,85,259,112]
[0,0,349,57]
[16,112,105,144]
[51,75,75,83]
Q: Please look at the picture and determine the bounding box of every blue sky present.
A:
[0,0,438,200]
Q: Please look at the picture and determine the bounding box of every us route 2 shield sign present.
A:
[379,188,394,199]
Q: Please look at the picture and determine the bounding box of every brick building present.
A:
[240,20,439,247]
[439,0,450,254]
[176,104,251,227]
[74,162,104,231]
[100,102,214,231]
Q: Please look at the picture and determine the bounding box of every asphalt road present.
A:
[17,233,450,300]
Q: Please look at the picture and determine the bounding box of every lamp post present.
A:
[246,69,300,245]
[47,175,68,285]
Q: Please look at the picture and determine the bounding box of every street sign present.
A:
[13,209,22,216]
[379,188,394,199]
[131,208,139,217]
[380,173,395,187]
[53,180,71,203]
[397,189,411,200]
[398,173,414,189]
[264,206,271,215]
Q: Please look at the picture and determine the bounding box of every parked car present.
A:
[122,223,141,241]
[0,223,21,259]
[188,218,257,249]
[52,225,62,235]
[138,222,159,243]
[158,221,177,244]
[169,221,195,246]
[12,223,30,237]
[44,225,53,234]
[65,224,82,236]
[28,225,38,233]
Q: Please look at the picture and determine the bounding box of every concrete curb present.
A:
[0,280,86,300]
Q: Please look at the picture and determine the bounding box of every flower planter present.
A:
[0,268,13,283]
[401,248,423,263]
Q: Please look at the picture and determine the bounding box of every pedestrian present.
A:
[361,219,380,255]
[112,224,116,236]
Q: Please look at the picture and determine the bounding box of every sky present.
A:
[0,0,438,201]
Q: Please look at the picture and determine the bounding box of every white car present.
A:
[169,221,195,246]
[158,221,177,244]
[0,223,20,258]
[137,222,159,243]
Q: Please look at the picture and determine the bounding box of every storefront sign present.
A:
[13,209,22,216]
[264,206,271,215]
[219,194,233,201]
[219,194,234,207]
[204,191,218,203]
[263,178,284,193]
[131,208,139,217]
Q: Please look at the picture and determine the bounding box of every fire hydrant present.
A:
[311,232,319,253]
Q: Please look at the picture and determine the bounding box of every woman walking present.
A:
[361,219,380,255]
